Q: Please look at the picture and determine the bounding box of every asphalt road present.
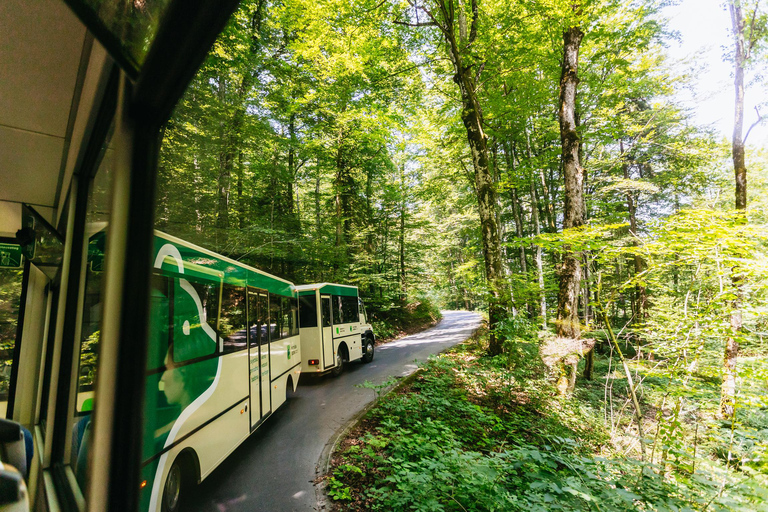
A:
[187,310,482,512]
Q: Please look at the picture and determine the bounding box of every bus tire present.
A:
[162,459,183,512]
[331,348,344,377]
[162,454,193,512]
[361,337,374,363]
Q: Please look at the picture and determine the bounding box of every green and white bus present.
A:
[142,232,301,511]
[295,283,375,376]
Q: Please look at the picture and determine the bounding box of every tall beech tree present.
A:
[722,0,766,418]
[399,0,506,355]
[554,21,586,394]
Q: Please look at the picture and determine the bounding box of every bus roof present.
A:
[294,283,359,297]
[155,230,295,291]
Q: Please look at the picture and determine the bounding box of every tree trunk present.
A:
[525,126,547,328]
[621,141,647,321]
[555,25,585,395]
[430,0,505,354]
[315,167,321,237]
[511,187,527,274]
[722,0,748,419]
[399,163,407,299]
[334,129,346,250]
[216,2,265,235]
[286,113,299,234]
[217,76,232,233]
[531,178,547,329]
[730,0,747,211]
[237,151,245,230]
[541,169,557,232]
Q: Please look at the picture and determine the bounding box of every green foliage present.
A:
[330,339,768,511]
[369,298,442,341]
[0,269,22,395]
[327,476,353,501]
[356,378,397,403]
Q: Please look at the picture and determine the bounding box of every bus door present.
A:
[247,289,271,428]
[321,295,333,370]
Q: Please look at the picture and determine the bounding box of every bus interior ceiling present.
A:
[0,0,113,508]
[1,0,89,232]
[0,0,110,409]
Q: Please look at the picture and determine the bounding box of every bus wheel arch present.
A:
[338,342,350,363]
[286,375,296,399]
[331,343,348,377]
[162,449,199,512]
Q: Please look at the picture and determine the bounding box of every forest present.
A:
[149,0,768,508]
[0,0,764,508]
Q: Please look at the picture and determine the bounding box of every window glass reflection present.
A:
[75,0,173,72]
[72,128,115,492]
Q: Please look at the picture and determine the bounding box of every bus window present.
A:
[247,291,262,347]
[147,275,172,370]
[332,295,342,325]
[220,284,247,353]
[298,295,317,328]
[172,278,218,363]
[321,297,332,327]
[76,0,176,73]
[269,294,282,341]
[281,296,296,338]
[256,292,269,345]
[358,298,367,323]
[292,297,299,336]
[341,296,358,324]
[71,128,115,493]
[0,267,23,418]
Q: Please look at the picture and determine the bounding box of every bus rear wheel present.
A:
[361,337,374,363]
[162,460,184,512]
[331,348,344,377]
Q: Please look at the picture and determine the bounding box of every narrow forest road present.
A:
[188,310,482,512]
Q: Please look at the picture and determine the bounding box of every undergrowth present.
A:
[327,328,768,511]
[368,297,442,341]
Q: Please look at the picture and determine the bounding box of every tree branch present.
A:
[469,0,478,43]
[474,60,485,84]
[746,1,761,55]
[393,20,438,27]
[743,106,765,145]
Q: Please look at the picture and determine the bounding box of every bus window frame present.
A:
[36,1,245,510]
[42,64,120,509]
[5,258,30,419]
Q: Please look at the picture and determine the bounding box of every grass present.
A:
[324,327,768,511]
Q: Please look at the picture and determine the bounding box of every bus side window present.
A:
[256,293,269,345]
[281,296,295,338]
[147,274,172,370]
[358,298,367,323]
[269,293,282,341]
[172,278,218,362]
[321,298,331,328]
[298,295,317,328]
[341,296,357,324]
[332,295,342,325]
[220,284,246,353]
